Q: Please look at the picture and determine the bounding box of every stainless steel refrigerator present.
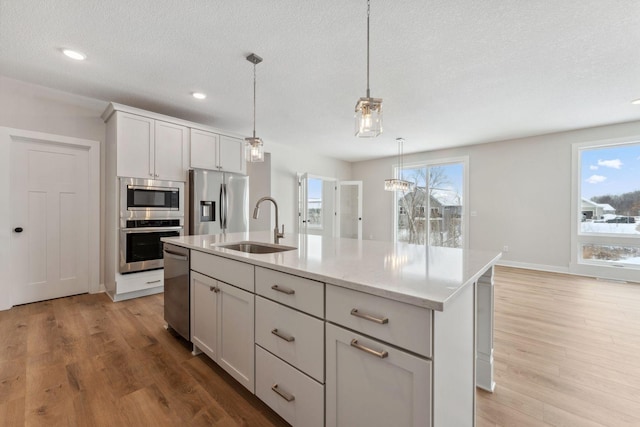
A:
[189,169,249,235]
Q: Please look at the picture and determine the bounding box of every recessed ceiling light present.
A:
[632,98,640,105]
[192,92,207,100]
[62,49,86,61]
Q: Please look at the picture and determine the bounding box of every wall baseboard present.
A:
[497,260,570,274]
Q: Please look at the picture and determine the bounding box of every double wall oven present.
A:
[119,178,184,274]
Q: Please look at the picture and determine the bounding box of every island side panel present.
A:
[476,266,495,392]
[433,281,475,426]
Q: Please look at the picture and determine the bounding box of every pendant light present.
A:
[355,0,383,138]
[384,138,411,191]
[245,53,265,162]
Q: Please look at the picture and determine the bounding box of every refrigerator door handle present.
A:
[223,183,228,229]
[219,183,225,230]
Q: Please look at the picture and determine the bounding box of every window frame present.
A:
[570,137,640,281]
[392,156,469,249]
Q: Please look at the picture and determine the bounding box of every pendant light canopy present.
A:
[355,0,383,138]
[245,53,264,162]
[384,138,411,191]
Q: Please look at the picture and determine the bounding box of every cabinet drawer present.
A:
[255,267,323,317]
[255,297,324,382]
[117,269,163,294]
[256,345,324,427]
[191,251,254,292]
[326,285,432,358]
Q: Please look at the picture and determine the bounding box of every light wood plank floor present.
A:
[478,267,640,427]
[1,266,639,426]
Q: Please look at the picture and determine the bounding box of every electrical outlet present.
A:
[502,245,509,252]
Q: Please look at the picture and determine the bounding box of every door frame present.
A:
[337,180,363,240]
[0,127,100,310]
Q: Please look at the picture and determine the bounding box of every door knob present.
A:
[14,227,23,233]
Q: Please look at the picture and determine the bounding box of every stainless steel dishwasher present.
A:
[163,243,190,340]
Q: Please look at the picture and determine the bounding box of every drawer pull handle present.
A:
[271,328,295,342]
[271,284,295,295]
[350,339,388,359]
[350,308,389,324]
[146,280,161,285]
[271,384,295,402]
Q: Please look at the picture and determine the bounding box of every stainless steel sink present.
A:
[215,241,296,254]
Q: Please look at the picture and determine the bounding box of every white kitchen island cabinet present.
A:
[190,264,255,393]
[163,231,500,427]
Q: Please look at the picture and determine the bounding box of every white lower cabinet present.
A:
[256,346,324,427]
[217,281,255,392]
[191,271,218,359]
[325,323,432,427]
[190,270,255,393]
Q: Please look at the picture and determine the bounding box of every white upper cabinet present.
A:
[218,135,245,174]
[154,120,189,181]
[190,129,245,175]
[115,111,188,181]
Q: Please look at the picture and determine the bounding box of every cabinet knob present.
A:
[14,227,23,233]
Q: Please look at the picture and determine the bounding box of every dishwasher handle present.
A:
[163,249,188,261]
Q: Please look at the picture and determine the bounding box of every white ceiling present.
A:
[1,1,640,162]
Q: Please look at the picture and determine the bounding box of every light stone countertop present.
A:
[163,231,501,311]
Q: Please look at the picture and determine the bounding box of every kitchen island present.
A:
[163,231,500,427]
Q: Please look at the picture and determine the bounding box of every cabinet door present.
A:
[325,323,432,427]
[190,129,219,170]
[218,135,246,175]
[154,120,188,181]
[190,271,218,360]
[116,112,154,179]
[218,282,255,392]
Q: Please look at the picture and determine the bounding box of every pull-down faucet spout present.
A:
[253,197,284,244]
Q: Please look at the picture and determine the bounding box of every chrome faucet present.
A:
[253,196,284,244]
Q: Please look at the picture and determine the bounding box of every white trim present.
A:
[0,127,101,311]
[102,102,246,140]
[497,260,570,274]
[337,180,363,240]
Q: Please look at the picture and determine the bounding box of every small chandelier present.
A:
[384,138,411,191]
[355,0,383,138]
[245,53,264,162]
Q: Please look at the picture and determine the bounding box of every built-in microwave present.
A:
[120,178,184,219]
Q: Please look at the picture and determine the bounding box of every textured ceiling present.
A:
[1,0,640,162]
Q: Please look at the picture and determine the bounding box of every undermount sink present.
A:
[215,241,296,254]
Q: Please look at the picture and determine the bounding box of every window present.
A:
[307,178,323,228]
[394,159,467,248]
[572,140,640,279]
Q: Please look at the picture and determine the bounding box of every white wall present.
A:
[352,120,640,272]
[266,141,351,234]
[0,76,108,309]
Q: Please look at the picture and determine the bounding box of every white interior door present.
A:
[11,139,90,305]
[338,181,363,240]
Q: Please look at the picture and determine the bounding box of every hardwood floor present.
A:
[0,291,288,427]
[478,266,640,427]
[1,266,639,426]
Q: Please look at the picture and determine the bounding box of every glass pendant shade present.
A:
[245,137,264,162]
[355,97,383,137]
[384,178,410,192]
[384,137,411,191]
